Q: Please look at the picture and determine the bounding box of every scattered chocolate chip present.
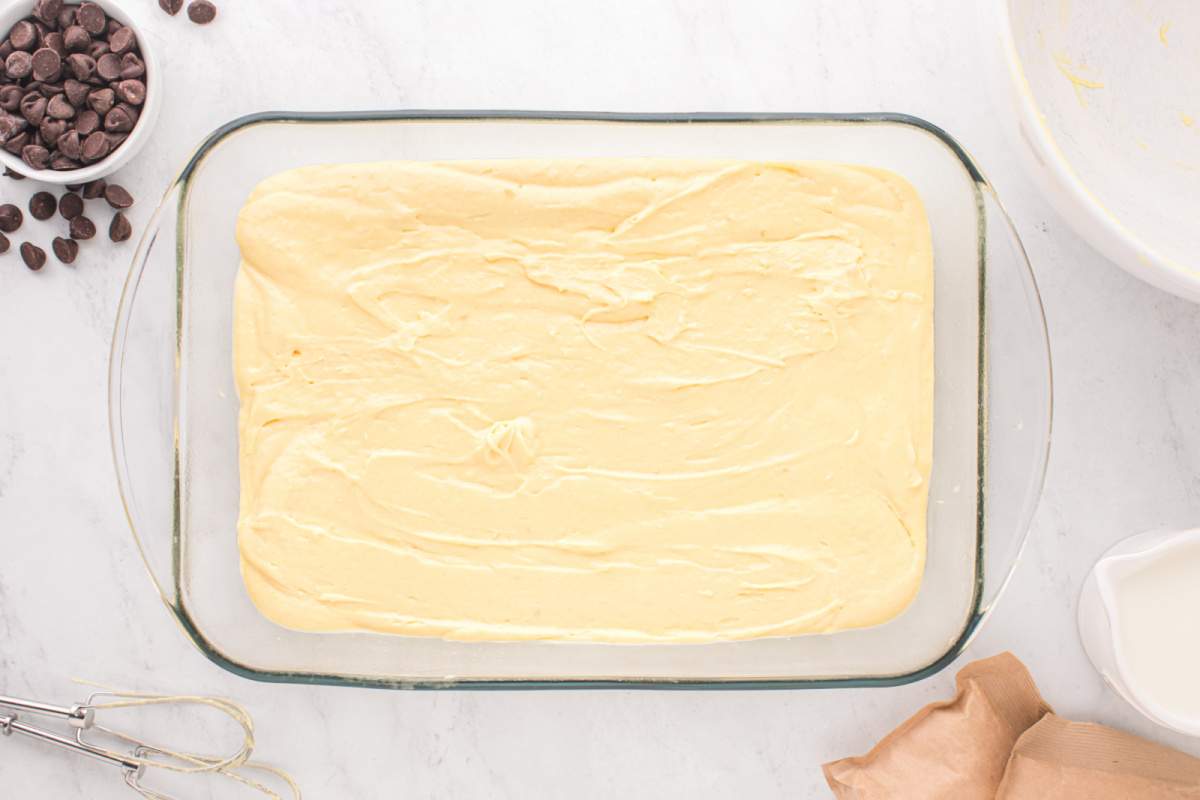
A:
[65,52,94,81]
[68,213,94,239]
[74,108,97,134]
[64,182,81,191]
[187,0,217,24]
[108,26,135,55]
[45,92,72,118]
[81,177,103,197]
[55,128,79,158]
[9,21,37,52]
[77,3,107,36]
[33,0,63,27]
[38,116,64,143]
[115,78,143,105]
[63,25,89,52]
[86,86,112,113]
[95,52,120,81]
[58,189,82,218]
[30,47,60,82]
[28,190,54,219]
[0,203,22,233]
[102,103,132,132]
[19,240,44,269]
[109,210,130,242]
[0,232,8,251]
[103,183,131,208]
[159,0,184,15]
[0,85,21,111]
[19,91,45,124]
[43,32,65,58]
[118,52,143,79]
[79,128,106,160]
[20,142,48,169]
[6,51,33,80]
[51,235,77,263]
[4,166,25,180]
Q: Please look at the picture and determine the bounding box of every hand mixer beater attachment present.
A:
[0,688,300,799]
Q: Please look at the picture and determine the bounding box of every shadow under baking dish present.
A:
[109,111,1052,690]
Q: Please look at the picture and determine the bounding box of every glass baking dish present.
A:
[109,112,1051,689]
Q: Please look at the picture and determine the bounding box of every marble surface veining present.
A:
[1,0,1199,797]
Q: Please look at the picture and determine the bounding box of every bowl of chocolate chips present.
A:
[0,0,158,183]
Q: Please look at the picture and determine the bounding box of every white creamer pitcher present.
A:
[1078,528,1200,737]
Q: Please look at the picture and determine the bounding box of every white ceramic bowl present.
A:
[995,0,1200,301]
[0,0,160,184]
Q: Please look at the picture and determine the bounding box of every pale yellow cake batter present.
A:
[234,158,933,642]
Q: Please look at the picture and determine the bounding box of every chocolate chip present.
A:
[104,130,125,149]
[77,3,107,35]
[80,178,104,197]
[46,93,71,119]
[38,116,64,144]
[57,5,76,29]
[74,108,98,134]
[118,52,143,79]
[187,0,217,24]
[0,85,18,111]
[109,210,130,241]
[106,18,121,37]
[43,32,65,58]
[30,47,60,82]
[86,40,107,60]
[49,153,78,170]
[159,0,184,14]
[58,190,82,218]
[3,166,25,180]
[51,235,77,262]
[35,80,62,97]
[28,190,55,219]
[103,104,132,132]
[3,130,28,154]
[0,112,27,140]
[86,86,112,113]
[20,241,45,269]
[19,91,45,124]
[9,21,37,52]
[101,182,131,208]
[108,27,135,55]
[55,127,79,158]
[0,203,22,231]
[95,51,119,81]
[0,42,11,62]
[0,232,8,251]
[65,52,94,80]
[20,142,48,169]
[5,51,33,79]
[68,213,94,239]
[80,128,106,161]
[34,0,63,27]
[115,78,143,106]
[63,25,89,51]
[63,78,86,106]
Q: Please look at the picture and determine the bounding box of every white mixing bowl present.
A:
[996,0,1200,301]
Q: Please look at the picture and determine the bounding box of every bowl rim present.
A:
[996,0,1200,302]
[0,0,161,184]
[110,109,1053,690]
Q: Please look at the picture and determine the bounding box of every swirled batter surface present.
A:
[234,159,933,642]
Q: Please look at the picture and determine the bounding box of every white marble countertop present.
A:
[2,0,1199,796]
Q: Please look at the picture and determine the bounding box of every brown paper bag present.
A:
[997,713,1200,798]
[822,653,1052,799]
